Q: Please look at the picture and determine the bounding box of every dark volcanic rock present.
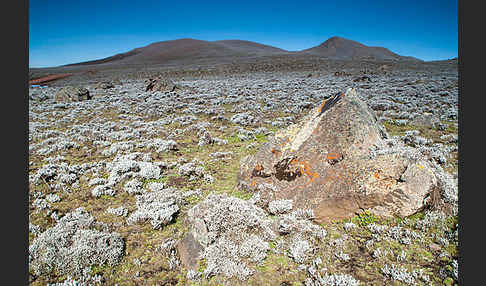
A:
[237,88,450,223]
[334,71,351,77]
[96,81,115,89]
[353,76,372,82]
[54,86,91,102]
[145,77,179,92]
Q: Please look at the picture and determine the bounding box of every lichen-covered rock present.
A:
[55,86,91,102]
[29,208,124,277]
[238,88,456,223]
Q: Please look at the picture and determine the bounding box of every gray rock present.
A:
[145,77,178,92]
[55,86,91,102]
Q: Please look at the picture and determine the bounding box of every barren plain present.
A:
[28,52,458,286]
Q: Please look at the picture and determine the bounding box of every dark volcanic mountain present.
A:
[64,36,421,67]
[65,38,289,66]
[299,36,421,61]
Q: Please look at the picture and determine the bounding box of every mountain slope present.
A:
[66,38,289,66]
[213,40,289,56]
[299,36,421,61]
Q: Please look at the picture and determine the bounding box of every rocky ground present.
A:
[28,59,458,286]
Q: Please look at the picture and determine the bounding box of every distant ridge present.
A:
[64,36,422,67]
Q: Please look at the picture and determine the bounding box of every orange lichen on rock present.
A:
[279,137,291,148]
[374,171,380,179]
[326,153,342,160]
[317,99,328,114]
[271,148,281,156]
[251,164,266,177]
[290,159,319,186]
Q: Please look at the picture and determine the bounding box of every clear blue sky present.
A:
[29,0,458,68]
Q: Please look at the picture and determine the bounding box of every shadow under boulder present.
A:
[237,88,457,224]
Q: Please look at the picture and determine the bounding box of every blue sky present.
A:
[29,0,458,68]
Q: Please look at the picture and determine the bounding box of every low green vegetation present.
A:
[353,210,377,226]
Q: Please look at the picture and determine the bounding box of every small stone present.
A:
[429,242,441,252]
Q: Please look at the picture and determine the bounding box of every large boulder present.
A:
[378,64,390,73]
[237,88,455,224]
[145,77,179,92]
[54,86,91,102]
